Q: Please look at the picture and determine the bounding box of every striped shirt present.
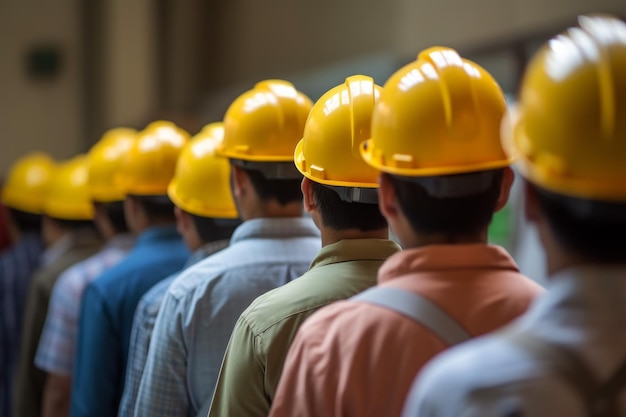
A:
[0,233,44,417]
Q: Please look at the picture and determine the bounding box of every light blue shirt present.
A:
[118,240,230,417]
[134,217,320,417]
[402,266,626,417]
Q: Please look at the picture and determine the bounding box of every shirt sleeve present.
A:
[133,290,190,417]
[208,315,267,417]
[268,323,337,417]
[70,284,121,417]
[34,272,79,375]
[117,297,153,417]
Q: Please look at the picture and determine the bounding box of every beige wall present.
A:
[395,0,626,56]
[0,0,82,175]
[103,0,158,129]
[210,0,394,86]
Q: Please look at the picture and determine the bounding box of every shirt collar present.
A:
[309,238,401,270]
[135,225,181,246]
[186,239,230,267]
[378,244,519,284]
[40,228,101,266]
[40,233,75,267]
[103,233,136,252]
[18,231,44,248]
[229,217,320,244]
[521,265,626,333]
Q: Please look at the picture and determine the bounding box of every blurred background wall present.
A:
[2,0,624,169]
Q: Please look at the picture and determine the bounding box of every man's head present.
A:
[360,47,513,248]
[1,152,55,238]
[505,15,626,272]
[116,121,189,233]
[295,75,387,240]
[217,80,312,220]
[168,122,240,251]
[88,127,137,239]
[378,169,511,246]
[41,156,96,246]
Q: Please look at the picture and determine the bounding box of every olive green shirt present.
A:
[207,238,401,417]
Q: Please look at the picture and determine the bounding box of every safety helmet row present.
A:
[10,16,624,221]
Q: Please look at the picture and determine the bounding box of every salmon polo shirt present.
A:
[269,244,545,417]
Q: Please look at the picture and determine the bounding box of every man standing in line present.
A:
[209,75,401,417]
[402,15,626,417]
[118,123,240,416]
[35,128,137,417]
[70,121,189,417]
[0,153,54,417]
[270,47,544,417]
[134,80,320,417]
[12,156,103,417]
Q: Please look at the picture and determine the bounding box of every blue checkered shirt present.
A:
[0,233,44,417]
[35,234,135,375]
[133,217,320,417]
[117,240,229,417]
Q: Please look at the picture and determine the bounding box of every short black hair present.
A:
[7,208,42,233]
[128,195,176,223]
[93,201,129,234]
[311,182,386,232]
[386,169,504,236]
[47,217,96,231]
[190,214,240,243]
[532,184,626,263]
[239,167,302,206]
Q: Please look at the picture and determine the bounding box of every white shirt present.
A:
[403,266,626,417]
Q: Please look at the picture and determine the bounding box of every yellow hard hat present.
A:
[88,127,137,202]
[116,121,189,196]
[218,80,313,162]
[295,75,381,191]
[2,152,55,214]
[43,155,94,220]
[361,46,513,177]
[168,122,239,219]
[505,15,626,201]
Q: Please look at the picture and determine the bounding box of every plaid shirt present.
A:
[0,233,44,417]
[35,234,135,375]
[133,217,320,417]
[117,240,229,417]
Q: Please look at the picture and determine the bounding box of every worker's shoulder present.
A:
[243,261,380,336]
[419,329,544,399]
